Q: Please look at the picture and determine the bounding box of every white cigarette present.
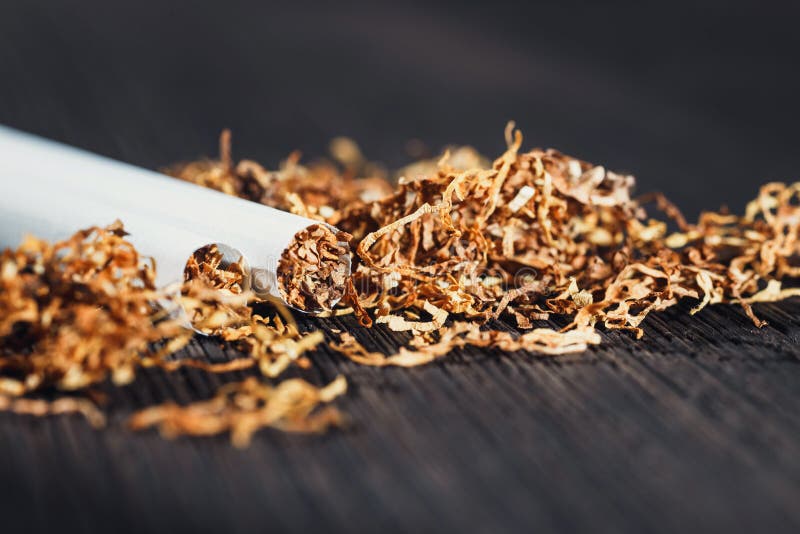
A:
[0,125,351,313]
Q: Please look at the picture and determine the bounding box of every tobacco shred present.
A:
[0,224,338,439]
[173,126,800,365]
[129,375,346,447]
[179,244,325,378]
[3,124,800,444]
[0,221,181,395]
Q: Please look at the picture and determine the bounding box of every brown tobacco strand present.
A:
[0,221,182,395]
[171,125,800,364]
[128,375,347,448]
[2,124,800,445]
[0,224,336,441]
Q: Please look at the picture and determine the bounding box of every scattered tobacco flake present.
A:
[0,395,106,428]
[129,375,347,447]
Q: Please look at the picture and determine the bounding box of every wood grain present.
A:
[1,2,799,532]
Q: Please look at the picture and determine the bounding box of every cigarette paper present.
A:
[0,125,351,313]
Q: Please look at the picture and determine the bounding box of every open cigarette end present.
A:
[180,243,251,335]
[183,243,249,295]
[277,224,352,313]
[182,225,352,324]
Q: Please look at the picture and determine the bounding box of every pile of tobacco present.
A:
[2,123,800,445]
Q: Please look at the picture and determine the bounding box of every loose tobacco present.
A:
[2,123,800,446]
[0,225,343,445]
[129,375,346,447]
[173,124,800,365]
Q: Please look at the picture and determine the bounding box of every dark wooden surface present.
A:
[2,2,800,533]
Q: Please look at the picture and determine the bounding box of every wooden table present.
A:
[1,2,799,532]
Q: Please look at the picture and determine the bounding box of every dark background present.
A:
[1,1,800,533]
[2,1,799,215]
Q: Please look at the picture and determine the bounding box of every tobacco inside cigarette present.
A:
[184,225,351,313]
[277,224,351,312]
[0,126,353,315]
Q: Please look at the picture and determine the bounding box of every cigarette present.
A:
[0,125,351,313]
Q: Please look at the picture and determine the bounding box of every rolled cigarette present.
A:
[0,125,351,313]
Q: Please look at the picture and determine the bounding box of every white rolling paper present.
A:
[0,125,350,311]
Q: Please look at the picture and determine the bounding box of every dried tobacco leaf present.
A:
[4,122,800,444]
[173,126,800,365]
[330,322,601,368]
[0,221,184,395]
[129,375,347,447]
[0,395,106,428]
[0,223,334,434]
